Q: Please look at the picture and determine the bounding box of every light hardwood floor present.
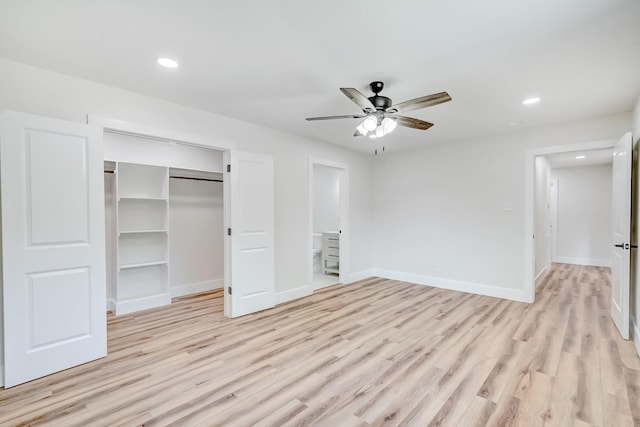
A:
[0,263,639,426]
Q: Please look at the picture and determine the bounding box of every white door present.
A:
[611,132,632,339]
[224,151,275,318]
[1,111,106,387]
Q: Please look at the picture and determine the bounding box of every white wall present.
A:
[371,112,631,301]
[169,177,224,296]
[104,132,223,172]
[0,58,374,293]
[313,164,340,233]
[551,164,612,267]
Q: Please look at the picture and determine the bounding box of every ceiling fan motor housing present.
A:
[368,95,392,111]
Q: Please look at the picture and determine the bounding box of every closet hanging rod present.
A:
[104,170,222,183]
[170,175,223,183]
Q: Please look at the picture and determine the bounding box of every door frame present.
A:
[307,157,349,289]
[524,138,616,302]
[88,116,236,312]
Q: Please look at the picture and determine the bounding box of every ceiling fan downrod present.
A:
[367,81,392,111]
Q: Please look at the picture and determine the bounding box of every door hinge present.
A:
[227,164,231,173]
[227,228,231,236]
[228,286,232,295]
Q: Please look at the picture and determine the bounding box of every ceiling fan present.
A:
[305,81,451,142]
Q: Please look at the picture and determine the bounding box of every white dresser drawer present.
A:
[325,246,339,257]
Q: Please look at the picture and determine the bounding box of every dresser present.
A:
[322,231,340,275]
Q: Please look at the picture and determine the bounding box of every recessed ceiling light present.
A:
[509,122,522,127]
[157,57,179,68]
[576,155,586,159]
[522,97,541,105]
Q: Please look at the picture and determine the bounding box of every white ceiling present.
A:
[546,148,613,169]
[1,1,639,154]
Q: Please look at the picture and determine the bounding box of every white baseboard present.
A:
[0,361,4,387]
[115,293,172,316]
[345,270,374,284]
[553,256,611,268]
[372,269,530,303]
[276,285,313,305]
[632,315,640,358]
[535,265,549,284]
[106,298,116,313]
[170,278,223,298]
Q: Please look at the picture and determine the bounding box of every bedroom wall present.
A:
[371,112,631,301]
[0,58,374,303]
[551,164,612,267]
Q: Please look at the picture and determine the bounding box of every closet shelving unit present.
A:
[115,162,171,315]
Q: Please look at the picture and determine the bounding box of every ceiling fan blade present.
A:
[393,116,434,130]
[340,88,376,112]
[387,92,451,114]
[305,114,365,121]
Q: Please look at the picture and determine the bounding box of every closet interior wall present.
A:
[103,132,223,314]
[169,170,224,297]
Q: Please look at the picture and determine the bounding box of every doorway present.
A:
[525,139,618,301]
[91,116,276,319]
[308,159,349,290]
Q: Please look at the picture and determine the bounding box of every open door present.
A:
[1,111,106,387]
[224,151,275,318]
[611,132,633,339]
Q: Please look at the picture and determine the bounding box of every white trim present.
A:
[346,270,374,284]
[170,278,223,298]
[106,298,116,313]
[307,158,350,290]
[114,294,172,316]
[87,116,236,151]
[525,139,617,303]
[88,115,236,317]
[276,285,313,305]
[535,264,549,283]
[372,269,529,302]
[552,256,612,268]
[632,315,640,358]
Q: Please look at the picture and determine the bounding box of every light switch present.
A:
[503,201,513,212]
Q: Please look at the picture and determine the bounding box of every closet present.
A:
[103,132,224,315]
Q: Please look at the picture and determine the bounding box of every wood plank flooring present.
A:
[1,263,639,426]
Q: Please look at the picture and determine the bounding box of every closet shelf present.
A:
[118,196,167,202]
[119,260,167,271]
[118,229,167,236]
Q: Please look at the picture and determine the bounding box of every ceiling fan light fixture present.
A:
[375,125,385,138]
[382,117,397,134]
[363,116,378,132]
[356,123,368,136]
